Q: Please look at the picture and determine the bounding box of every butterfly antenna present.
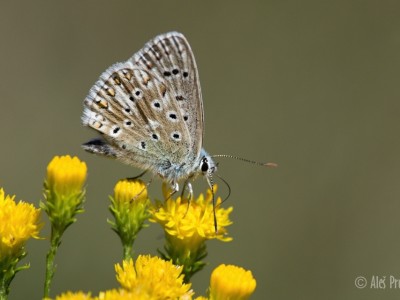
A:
[211,155,278,168]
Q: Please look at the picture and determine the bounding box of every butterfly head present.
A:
[198,149,217,180]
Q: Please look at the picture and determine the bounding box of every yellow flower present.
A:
[54,291,93,300]
[210,264,256,300]
[42,156,88,298]
[151,184,233,281]
[47,155,87,196]
[151,184,233,248]
[42,155,87,231]
[114,179,148,203]
[0,188,42,259]
[97,289,149,300]
[109,179,151,260]
[115,256,193,299]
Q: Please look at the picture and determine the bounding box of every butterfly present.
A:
[82,32,217,196]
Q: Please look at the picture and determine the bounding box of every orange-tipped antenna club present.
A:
[264,162,278,168]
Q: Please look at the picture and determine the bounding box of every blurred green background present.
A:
[1,1,400,299]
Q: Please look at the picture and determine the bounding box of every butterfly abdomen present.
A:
[82,138,117,157]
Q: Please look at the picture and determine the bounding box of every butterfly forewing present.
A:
[82,32,203,180]
[131,32,204,159]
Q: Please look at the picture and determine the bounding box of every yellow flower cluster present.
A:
[97,289,141,300]
[115,256,193,299]
[53,262,257,300]
[38,155,257,300]
[0,188,41,259]
[53,255,194,300]
[47,155,87,196]
[150,184,234,281]
[151,184,233,249]
[55,291,92,300]
[54,289,152,300]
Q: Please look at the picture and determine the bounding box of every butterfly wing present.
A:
[82,32,204,182]
[130,32,204,160]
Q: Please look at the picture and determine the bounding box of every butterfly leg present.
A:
[173,182,179,193]
[126,170,147,181]
[164,182,179,201]
[181,180,193,218]
[181,180,193,202]
[127,171,152,201]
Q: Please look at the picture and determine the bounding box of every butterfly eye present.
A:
[201,158,209,172]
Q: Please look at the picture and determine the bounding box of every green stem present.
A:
[122,243,133,261]
[0,254,25,299]
[44,227,62,298]
[162,240,207,283]
[0,276,9,300]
